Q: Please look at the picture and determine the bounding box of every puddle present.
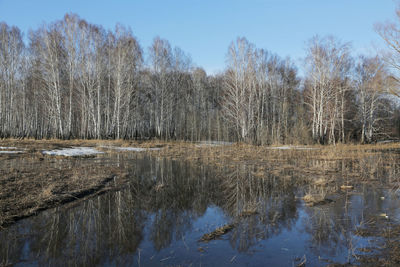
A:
[1,148,400,266]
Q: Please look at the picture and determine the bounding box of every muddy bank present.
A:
[1,174,118,228]
[0,155,127,228]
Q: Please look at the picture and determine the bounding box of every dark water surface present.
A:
[1,152,400,266]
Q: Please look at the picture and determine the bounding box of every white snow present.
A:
[0,146,25,153]
[268,146,291,150]
[377,140,398,144]
[0,146,18,149]
[195,141,233,147]
[42,147,104,156]
[0,150,25,154]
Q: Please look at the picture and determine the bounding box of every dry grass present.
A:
[303,193,316,203]
[0,139,399,265]
[313,177,328,186]
[199,223,235,242]
[355,222,400,265]
[0,140,131,228]
[148,141,399,163]
[0,138,399,228]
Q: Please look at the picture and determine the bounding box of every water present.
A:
[1,152,400,266]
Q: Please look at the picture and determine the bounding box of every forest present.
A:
[0,13,400,144]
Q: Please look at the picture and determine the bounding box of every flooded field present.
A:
[1,141,400,266]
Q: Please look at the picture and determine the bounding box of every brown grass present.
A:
[199,223,235,242]
[355,221,400,265]
[0,138,399,228]
[0,140,131,228]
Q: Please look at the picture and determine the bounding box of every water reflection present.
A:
[1,152,400,266]
[220,166,299,253]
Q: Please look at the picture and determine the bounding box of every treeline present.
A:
[0,14,399,144]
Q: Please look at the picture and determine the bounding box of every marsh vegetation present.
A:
[2,2,400,267]
[1,140,399,266]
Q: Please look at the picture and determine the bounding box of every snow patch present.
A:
[42,147,104,156]
[0,146,18,149]
[377,140,398,144]
[267,146,291,150]
[195,141,233,147]
[0,146,25,153]
[0,150,25,154]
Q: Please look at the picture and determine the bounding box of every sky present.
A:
[0,0,398,75]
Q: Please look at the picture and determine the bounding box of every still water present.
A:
[1,152,400,266]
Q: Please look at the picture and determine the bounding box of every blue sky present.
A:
[0,0,397,74]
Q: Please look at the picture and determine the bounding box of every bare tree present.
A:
[1,14,399,143]
[109,25,142,139]
[223,37,256,142]
[148,37,173,139]
[304,36,351,144]
[355,56,388,143]
[376,8,400,99]
[61,13,81,137]
[30,23,66,138]
[0,23,24,137]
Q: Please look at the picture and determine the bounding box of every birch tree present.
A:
[376,8,400,99]
[148,37,173,139]
[109,25,142,139]
[1,14,399,143]
[30,24,66,138]
[304,36,351,144]
[0,23,25,137]
[223,37,256,141]
[355,56,388,143]
[61,14,80,137]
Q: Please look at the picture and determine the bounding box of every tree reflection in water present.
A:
[221,165,300,252]
[1,153,400,266]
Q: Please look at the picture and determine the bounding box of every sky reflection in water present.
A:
[1,153,400,266]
